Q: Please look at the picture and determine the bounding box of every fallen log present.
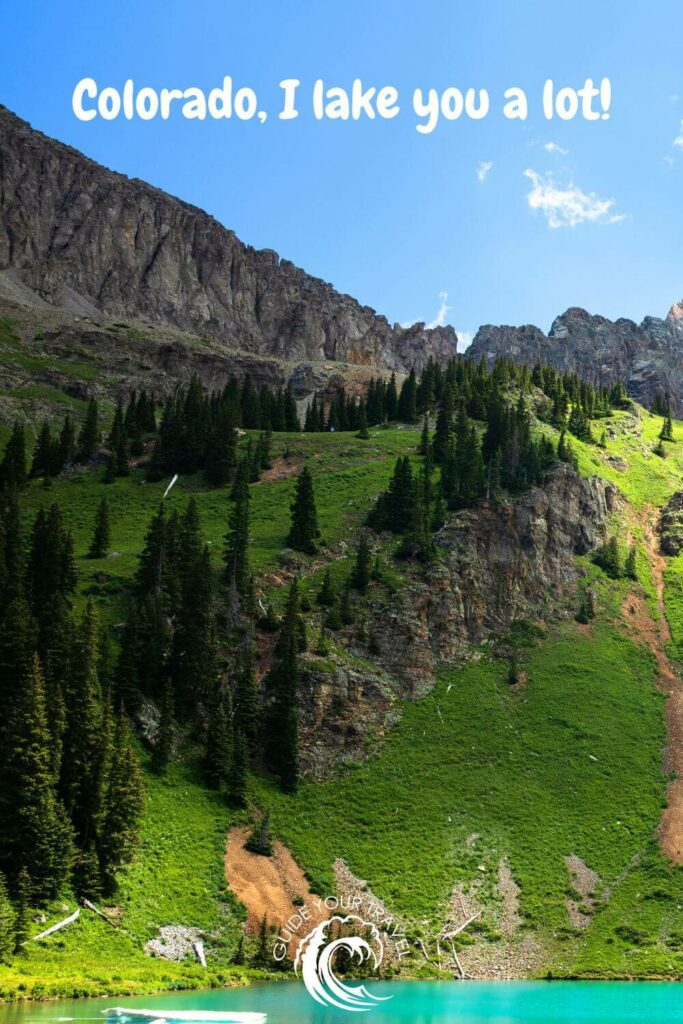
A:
[442,910,481,940]
[82,898,119,928]
[30,908,80,941]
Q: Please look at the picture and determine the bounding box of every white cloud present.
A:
[476,160,493,183]
[402,291,471,350]
[674,120,683,148]
[523,168,624,228]
[455,330,473,353]
[543,141,569,156]
[664,155,676,167]
[428,290,451,328]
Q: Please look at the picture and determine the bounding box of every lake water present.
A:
[1,981,683,1024]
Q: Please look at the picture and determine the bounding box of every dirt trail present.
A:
[225,826,328,948]
[621,504,683,862]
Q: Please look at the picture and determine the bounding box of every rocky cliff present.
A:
[0,105,456,374]
[298,462,615,777]
[468,305,683,413]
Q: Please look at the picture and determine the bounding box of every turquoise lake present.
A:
[1,981,683,1024]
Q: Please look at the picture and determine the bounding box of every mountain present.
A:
[468,303,683,412]
[0,105,456,375]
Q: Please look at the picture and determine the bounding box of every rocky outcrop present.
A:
[468,305,683,413]
[298,464,615,777]
[660,491,683,556]
[0,105,456,374]
[370,463,614,681]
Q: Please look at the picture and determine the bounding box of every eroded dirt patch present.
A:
[225,826,327,945]
[621,504,683,863]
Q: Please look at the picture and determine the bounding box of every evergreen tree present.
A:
[660,411,674,442]
[204,680,233,789]
[31,422,54,478]
[0,872,15,963]
[317,569,335,607]
[264,581,300,793]
[88,498,111,559]
[100,712,145,895]
[286,467,320,554]
[0,423,27,490]
[224,464,251,602]
[60,602,104,849]
[13,867,30,953]
[78,398,100,461]
[245,812,273,856]
[593,536,621,578]
[228,722,248,808]
[152,682,175,775]
[625,545,638,581]
[0,654,75,901]
[397,369,417,423]
[234,648,259,754]
[351,532,371,593]
[356,403,370,439]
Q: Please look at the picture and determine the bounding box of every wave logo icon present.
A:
[294,914,393,1013]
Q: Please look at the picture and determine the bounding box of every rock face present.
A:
[0,105,456,374]
[298,463,615,777]
[660,491,683,556]
[469,305,683,413]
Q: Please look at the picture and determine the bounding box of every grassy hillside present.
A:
[3,401,683,998]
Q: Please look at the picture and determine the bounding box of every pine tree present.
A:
[228,722,248,809]
[0,654,75,901]
[418,415,430,456]
[100,712,145,895]
[264,581,300,793]
[224,464,251,602]
[78,398,100,462]
[13,867,30,953]
[31,422,53,478]
[60,602,104,849]
[660,411,674,442]
[351,532,371,593]
[152,682,175,775]
[0,871,15,963]
[0,423,27,490]
[625,545,638,581]
[204,680,233,789]
[339,583,355,626]
[317,569,335,607]
[234,648,259,754]
[286,467,320,554]
[356,403,370,440]
[593,536,621,578]
[245,812,273,856]
[88,498,111,559]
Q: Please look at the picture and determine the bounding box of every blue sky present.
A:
[1,0,682,348]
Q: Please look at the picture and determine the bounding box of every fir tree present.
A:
[264,581,300,793]
[286,467,320,554]
[228,722,248,809]
[13,867,30,953]
[660,411,674,442]
[100,712,145,895]
[317,569,335,607]
[351,532,371,593]
[78,398,100,461]
[356,403,370,440]
[245,812,273,856]
[88,498,111,559]
[234,648,259,754]
[0,872,15,963]
[0,654,75,901]
[0,423,27,490]
[152,682,176,775]
[204,680,233,789]
[593,536,621,579]
[224,464,251,602]
[625,545,638,581]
